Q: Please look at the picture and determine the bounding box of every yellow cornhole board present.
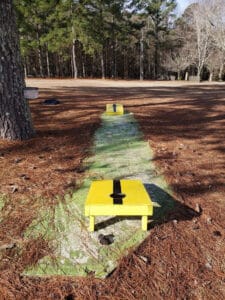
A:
[106,103,124,115]
[85,179,153,231]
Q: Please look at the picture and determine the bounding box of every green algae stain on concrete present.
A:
[0,196,5,211]
[0,195,6,222]
[24,113,175,278]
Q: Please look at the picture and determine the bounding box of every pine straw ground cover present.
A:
[0,79,224,299]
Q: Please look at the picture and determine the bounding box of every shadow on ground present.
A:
[95,184,200,231]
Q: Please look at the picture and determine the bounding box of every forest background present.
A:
[15,0,225,81]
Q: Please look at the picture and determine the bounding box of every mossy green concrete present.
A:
[24,113,175,278]
[0,195,6,222]
[0,196,5,210]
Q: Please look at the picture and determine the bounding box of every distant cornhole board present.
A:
[106,103,124,115]
[85,179,153,231]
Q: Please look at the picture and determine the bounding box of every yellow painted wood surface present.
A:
[85,180,153,231]
[106,103,124,115]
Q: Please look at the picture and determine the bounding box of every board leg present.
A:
[142,216,148,231]
[89,216,95,232]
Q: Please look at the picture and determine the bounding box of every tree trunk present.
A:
[36,31,44,77]
[218,62,224,81]
[197,67,201,82]
[148,55,151,79]
[24,57,28,79]
[154,46,159,79]
[72,43,77,78]
[113,39,117,79]
[82,60,86,78]
[70,56,73,77]
[101,51,105,79]
[58,55,63,77]
[124,50,128,79]
[72,38,78,79]
[37,47,43,77]
[209,71,213,82]
[26,56,30,77]
[111,18,116,79]
[0,0,34,140]
[185,71,189,81]
[55,54,60,77]
[140,28,144,81]
[46,46,50,77]
[154,28,159,79]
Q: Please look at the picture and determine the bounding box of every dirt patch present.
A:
[0,79,224,299]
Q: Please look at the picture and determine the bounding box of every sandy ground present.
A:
[0,79,224,299]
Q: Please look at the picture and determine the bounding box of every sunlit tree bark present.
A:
[0,0,34,140]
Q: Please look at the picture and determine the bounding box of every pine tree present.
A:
[132,0,177,78]
[14,0,179,80]
[0,0,34,140]
[15,0,60,77]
